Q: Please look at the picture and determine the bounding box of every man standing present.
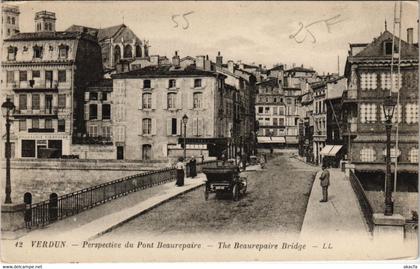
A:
[319,164,330,202]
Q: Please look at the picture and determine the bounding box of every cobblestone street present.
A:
[104,153,318,236]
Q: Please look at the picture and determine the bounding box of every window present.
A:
[167,93,177,109]
[58,70,66,82]
[124,45,132,58]
[405,103,418,124]
[360,73,377,90]
[89,92,98,101]
[279,118,285,126]
[7,71,14,83]
[135,45,142,57]
[168,79,177,88]
[7,46,16,61]
[102,126,112,138]
[384,41,397,55]
[57,94,66,109]
[409,148,418,163]
[142,93,152,109]
[286,98,292,104]
[89,104,98,119]
[7,29,10,36]
[360,103,377,123]
[102,92,108,101]
[19,71,27,82]
[380,73,402,91]
[19,120,27,131]
[88,125,98,137]
[58,45,68,59]
[258,107,263,114]
[274,98,277,103]
[21,140,35,157]
[58,119,65,132]
[102,104,111,120]
[193,92,202,109]
[264,107,270,114]
[7,17,10,23]
[143,79,151,88]
[37,23,41,31]
[273,118,278,126]
[11,17,15,25]
[32,94,40,110]
[194,79,202,88]
[33,45,43,59]
[171,118,177,135]
[142,118,152,135]
[142,144,152,160]
[32,70,40,78]
[45,119,53,129]
[19,94,27,110]
[32,119,39,129]
[360,147,376,162]
[279,107,285,115]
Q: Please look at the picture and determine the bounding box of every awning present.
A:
[257,137,285,144]
[320,145,343,156]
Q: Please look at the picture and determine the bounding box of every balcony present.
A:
[28,128,55,133]
[72,136,113,145]
[12,80,59,92]
[13,107,59,118]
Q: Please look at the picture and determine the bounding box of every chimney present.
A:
[196,55,205,70]
[216,51,223,67]
[407,28,413,45]
[150,55,159,66]
[204,55,211,71]
[227,60,234,73]
[172,51,180,67]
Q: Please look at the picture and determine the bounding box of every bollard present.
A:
[24,192,32,226]
[48,193,58,222]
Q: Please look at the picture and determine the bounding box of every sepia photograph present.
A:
[0,0,418,265]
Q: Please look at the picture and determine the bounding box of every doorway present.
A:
[117,146,124,160]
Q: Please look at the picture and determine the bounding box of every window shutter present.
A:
[138,93,143,110]
[192,118,198,136]
[162,92,168,109]
[162,143,168,157]
[84,92,89,101]
[206,119,213,136]
[138,120,143,135]
[167,118,172,135]
[177,118,181,135]
[151,92,157,109]
[151,119,157,135]
[198,118,204,136]
[187,92,193,109]
[84,104,89,120]
[176,92,182,109]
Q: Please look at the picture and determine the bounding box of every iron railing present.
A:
[348,169,374,233]
[25,160,219,229]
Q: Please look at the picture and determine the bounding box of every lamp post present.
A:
[2,98,15,204]
[383,95,396,216]
[182,114,188,160]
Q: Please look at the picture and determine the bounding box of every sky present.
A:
[10,1,419,75]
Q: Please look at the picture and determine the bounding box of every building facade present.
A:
[342,28,418,176]
[1,11,103,159]
[111,64,228,161]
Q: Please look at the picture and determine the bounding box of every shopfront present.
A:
[18,134,70,158]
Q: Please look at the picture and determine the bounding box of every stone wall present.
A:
[366,191,418,219]
[1,159,169,203]
[71,144,116,159]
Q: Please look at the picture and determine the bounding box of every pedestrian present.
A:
[259,154,266,169]
[200,153,204,163]
[190,156,197,178]
[221,150,227,165]
[175,157,185,187]
[319,163,330,202]
[241,153,247,171]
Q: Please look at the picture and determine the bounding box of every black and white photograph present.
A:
[0,0,418,265]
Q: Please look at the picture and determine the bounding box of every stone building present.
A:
[110,58,229,161]
[342,27,418,178]
[311,81,327,164]
[1,10,103,159]
[66,24,147,72]
[2,5,20,39]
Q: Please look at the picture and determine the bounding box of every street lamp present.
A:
[383,95,396,216]
[182,114,188,160]
[1,98,15,204]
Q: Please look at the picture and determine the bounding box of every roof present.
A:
[4,31,94,42]
[112,65,224,79]
[87,79,113,88]
[350,30,418,59]
[256,77,278,87]
[268,65,284,71]
[66,24,127,42]
[285,67,316,73]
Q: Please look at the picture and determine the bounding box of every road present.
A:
[103,153,318,236]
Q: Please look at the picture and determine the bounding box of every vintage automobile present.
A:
[202,163,247,201]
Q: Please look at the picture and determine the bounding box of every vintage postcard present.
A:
[0,0,418,264]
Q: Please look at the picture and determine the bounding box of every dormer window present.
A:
[33,45,43,59]
[384,41,397,56]
[59,44,69,59]
[7,46,17,61]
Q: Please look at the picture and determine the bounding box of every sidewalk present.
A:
[300,168,371,240]
[7,173,208,241]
